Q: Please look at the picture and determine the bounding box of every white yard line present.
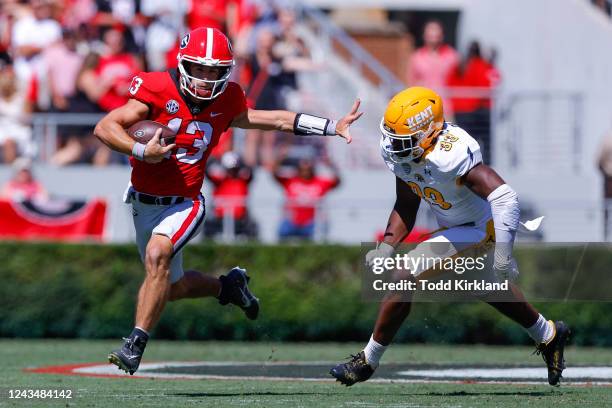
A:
[67,361,612,385]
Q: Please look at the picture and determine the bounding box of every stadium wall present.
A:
[459,0,612,242]
[0,161,601,242]
[0,165,397,244]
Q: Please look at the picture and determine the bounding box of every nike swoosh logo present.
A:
[210,112,223,117]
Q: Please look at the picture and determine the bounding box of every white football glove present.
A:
[365,242,395,269]
[493,246,519,282]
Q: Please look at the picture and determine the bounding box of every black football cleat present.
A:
[108,335,147,375]
[219,267,260,320]
[534,320,570,386]
[330,351,375,386]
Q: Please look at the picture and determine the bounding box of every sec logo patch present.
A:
[166,100,180,114]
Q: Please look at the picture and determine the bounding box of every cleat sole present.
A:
[108,353,135,375]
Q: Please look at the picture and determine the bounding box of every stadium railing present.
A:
[30,113,104,161]
[299,4,405,98]
[24,89,583,173]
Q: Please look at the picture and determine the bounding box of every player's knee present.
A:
[145,244,172,276]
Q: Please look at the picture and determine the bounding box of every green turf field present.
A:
[1,339,611,407]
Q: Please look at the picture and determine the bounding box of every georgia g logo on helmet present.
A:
[176,27,235,101]
[180,34,190,49]
[379,87,445,162]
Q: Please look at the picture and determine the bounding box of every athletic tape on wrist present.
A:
[132,142,146,161]
[325,120,338,136]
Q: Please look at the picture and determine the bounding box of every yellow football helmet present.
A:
[380,86,444,160]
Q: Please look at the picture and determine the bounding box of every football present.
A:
[127,120,176,146]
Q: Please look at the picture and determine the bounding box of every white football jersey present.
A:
[381,123,491,228]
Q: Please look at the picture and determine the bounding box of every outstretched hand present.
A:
[335,98,363,144]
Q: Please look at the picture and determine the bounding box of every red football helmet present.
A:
[176,27,234,100]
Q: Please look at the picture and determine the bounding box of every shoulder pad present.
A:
[128,71,170,106]
[428,127,483,178]
[136,71,168,93]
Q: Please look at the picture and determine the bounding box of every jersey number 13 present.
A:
[167,118,213,164]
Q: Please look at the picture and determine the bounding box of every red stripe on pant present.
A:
[171,199,201,245]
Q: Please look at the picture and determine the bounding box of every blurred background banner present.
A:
[0,197,107,242]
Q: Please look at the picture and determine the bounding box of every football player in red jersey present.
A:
[94,27,362,375]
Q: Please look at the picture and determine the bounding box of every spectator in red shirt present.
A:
[274,158,340,241]
[95,26,141,112]
[204,151,258,240]
[447,40,500,163]
[187,0,240,36]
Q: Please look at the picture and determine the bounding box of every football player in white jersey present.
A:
[329,87,570,387]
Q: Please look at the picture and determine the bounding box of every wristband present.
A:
[325,119,338,136]
[132,142,146,161]
[294,113,336,136]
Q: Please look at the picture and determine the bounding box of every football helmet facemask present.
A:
[380,87,444,161]
[177,27,234,101]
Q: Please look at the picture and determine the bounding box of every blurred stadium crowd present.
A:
[0,0,335,240]
[0,0,506,242]
[0,0,318,166]
[592,0,612,16]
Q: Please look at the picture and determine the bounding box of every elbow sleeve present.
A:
[487,184,519,243]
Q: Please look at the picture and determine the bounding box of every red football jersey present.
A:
[128,70,247,197]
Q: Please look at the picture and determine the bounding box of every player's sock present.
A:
[363,334,387,368]
[526,314,555,344]
[133,326,149,338]
[129,327,149,349]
